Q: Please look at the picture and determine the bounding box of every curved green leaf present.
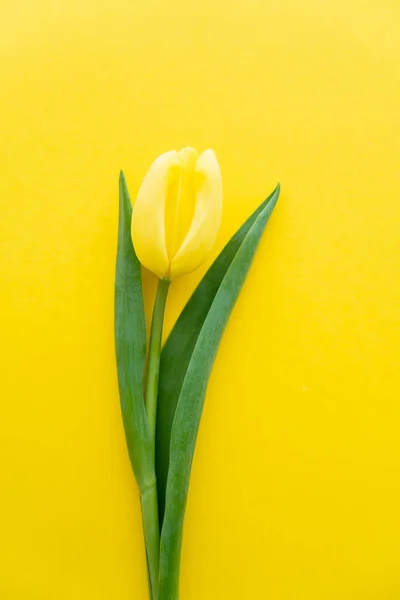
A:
[114,171,153,490]
[115,172,161,599]
[156,185,280,522]
[157,185,280,600]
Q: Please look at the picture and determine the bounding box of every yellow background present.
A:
[1,1,400,598]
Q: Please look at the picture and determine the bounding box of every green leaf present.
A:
[115,173,160,600]
[156,185,280,600]
[114,171,153,491]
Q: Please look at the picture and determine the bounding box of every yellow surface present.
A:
[1,1,400,598]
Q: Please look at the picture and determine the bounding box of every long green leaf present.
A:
[156,185,280,522]
[157,185,280,600]
[115,172,160,600]
[114,171,153,491]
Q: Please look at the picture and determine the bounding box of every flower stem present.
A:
[142,278,169,599]
[140,480,160,600]
[145,278,170,441]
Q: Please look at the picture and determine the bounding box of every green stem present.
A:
[141,278,169,600]
[145,278,170,440]
[140,481,160,600]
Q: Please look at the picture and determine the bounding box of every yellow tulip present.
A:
[131,147,223,280]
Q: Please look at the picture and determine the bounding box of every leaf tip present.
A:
[267,182,281,211]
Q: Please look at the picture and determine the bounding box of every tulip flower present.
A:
[116,161,279,600]
[131,147,222,281]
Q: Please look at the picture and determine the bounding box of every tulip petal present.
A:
[170,149,222,279]
[165,147,199,260]
[131,151,180,279]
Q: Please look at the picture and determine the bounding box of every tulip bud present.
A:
[131,147,222,280]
